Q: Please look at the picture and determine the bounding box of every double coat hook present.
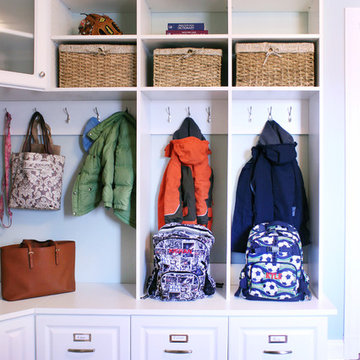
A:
[166,107,171,122]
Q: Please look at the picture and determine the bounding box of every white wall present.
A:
[322,0,354,341]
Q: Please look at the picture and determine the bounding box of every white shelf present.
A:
[0,86,319,102]
[141,87,228,100]
[231,87,320,100]
[0,28,33,39]
[140,35,228,49]
[231,34,320,41]
[59,0,136,13]
[51,35,137,43]
[0,87,137,101]
[46,88,137,100]
[144,0,227,13]
[231,0,315,12]
[0,284,337,320]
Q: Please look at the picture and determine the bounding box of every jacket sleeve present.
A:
[293,163,310,246]
[192,157,212,226]
[158,143,183,229]
[113,119,136,211]
[101,121,121,208]
[72,128,110,216]
[231,160,254,252]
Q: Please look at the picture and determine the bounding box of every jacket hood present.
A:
[258,120,295,145]
[165,137,211,165]
[252,143,298,165]
[173,117,206,140]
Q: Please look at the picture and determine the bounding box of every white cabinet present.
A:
[0,0,49,90]
[0,0,321,304]
[131,315,228,360]
[229,317,328,360]
[0,0,331,358]
[0,284,335,360]
[0,315,35,360]
[36,314,131,360]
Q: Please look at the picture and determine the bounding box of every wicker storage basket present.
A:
[153,47,222,87]
[59,44,136,88]
[236,42,315,87]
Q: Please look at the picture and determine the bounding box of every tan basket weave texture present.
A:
[236,42,315,87]
[59,44,136,88]
[153,48,222,87]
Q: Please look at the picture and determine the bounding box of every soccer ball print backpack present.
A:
[235,221,311,301]
[146,223,216,301]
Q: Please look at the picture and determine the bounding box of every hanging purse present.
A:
[9,111,65,210]
[1,239,75,301]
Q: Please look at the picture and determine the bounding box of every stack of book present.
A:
[166,23,208,35]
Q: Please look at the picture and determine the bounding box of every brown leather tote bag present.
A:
[1,240,75,301]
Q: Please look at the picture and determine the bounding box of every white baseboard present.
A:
[329,340,344,360]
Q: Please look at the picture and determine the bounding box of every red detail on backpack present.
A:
[266,272,282,280]
[168,248,193,255]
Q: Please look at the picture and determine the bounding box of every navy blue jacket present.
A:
[231,120,310,252]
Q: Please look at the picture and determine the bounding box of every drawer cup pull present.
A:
[164,349,193,354]
[68,348,95,353]
[263,350,293,355]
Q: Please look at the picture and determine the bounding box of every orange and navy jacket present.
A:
[158,118,213,230]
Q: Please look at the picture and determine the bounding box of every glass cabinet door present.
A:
[0,0,34,74]
[0,0,48,89]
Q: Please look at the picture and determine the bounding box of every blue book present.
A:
[167,23,205,31]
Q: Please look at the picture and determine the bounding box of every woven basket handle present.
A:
[21,239,60,269]
[22,112,54,154]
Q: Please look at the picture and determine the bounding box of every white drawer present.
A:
[36,314,130,360]
[131,315,228,360]
[229,316,327,360]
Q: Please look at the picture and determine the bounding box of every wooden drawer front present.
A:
[131,315,228,360]
[36,315,130,360]
[229,317,327,360]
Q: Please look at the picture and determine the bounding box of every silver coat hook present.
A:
[206,107,211,123]
[187,107,191,117]
[94,107,100,122]
[64,107,70,123]
[248,106,253,122]
[287,106,292,122]
[166,107,171,123]
[267,106,273,120]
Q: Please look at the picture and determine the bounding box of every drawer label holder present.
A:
[268,335,288,344]
[73,333,92,342]
[169,334,189,343]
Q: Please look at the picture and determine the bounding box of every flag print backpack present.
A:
[235,221,311,301]
[146,223,216,301]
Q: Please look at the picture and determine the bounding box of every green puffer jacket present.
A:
[72,111,136,228]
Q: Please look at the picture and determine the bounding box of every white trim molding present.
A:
[345,8,360,360]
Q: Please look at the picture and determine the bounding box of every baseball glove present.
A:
[79,14,123,35]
